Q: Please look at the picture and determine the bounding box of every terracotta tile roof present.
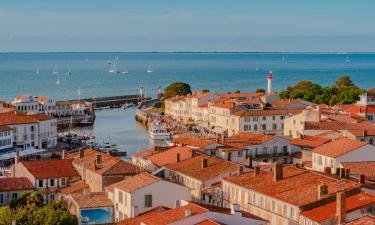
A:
[210,101,237,110]
[223,165,358,206]
[29,113,55,121]
[313,130,343,139]
[0,111,39,125]
[145,146,193,167]
[211,181,222,189]
[341,162,375,181]
[20,159,79,179]
[232,109,302,117]
[59,181,89,195]
[165,155,240,182]
[213,132,276,149]
[112,173,160,193]
[0,125,12,132]
[217,92,264,99]
[344,105,375,114]
[117,203,208,225]
[195,220,225,225]
[301,192,375,222]
[0,177,34,191]
[346,215,375,225]
[304,120,375,131]
[70,191,113,209]
[313,138,369,158]
[290,136,331,149]
[270,99,309,108]
[70,149,141,176]
[172,137,215,148]
[133,146,171,158]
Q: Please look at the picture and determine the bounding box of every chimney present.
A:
[336,192,346,224]
[177,153,181,162]
[96,154,101,166]
[79,149,84,159]
[267,71,273,94]
[184,209,192,217]
[247,157,252,168]
[254,166,260,176]
[61,149,67,159]
[318,183,328,199]
[230,204,241,217]
[15,150,20,164]
[359,174,365,185]
[202,158,208,169]
[273,163,283,182]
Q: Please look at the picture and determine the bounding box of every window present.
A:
[253,117,258,122]
[49,179,55,187]
[272,201,276,212]
[280,116,285,120]
[238,151,243,157]
[262,116,266,121]
[118,191,123,204]
[272,124,277,130]
[262,124,267,130]
[0,194,3,204]
[273,146,278,155]
[50,194,55,201]
[290,207,294,218]
[12,193,18,199]
[283,205,287,216]
[60,178,66,186]
[272,116,276,120]
[145,194,152,207]
[254,124,258,131]
[38,180,43,188]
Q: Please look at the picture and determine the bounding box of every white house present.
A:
[12,96,56,116]
[0,125,13,153]
[312,138,375,174]
[106,173,191,222]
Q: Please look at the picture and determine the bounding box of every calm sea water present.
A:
[0,52,374,101]
[1,52,374,154]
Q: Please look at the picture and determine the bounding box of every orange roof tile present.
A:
[0,177,34,191]
[210,101,237,109]
[301,192,375,222]
[112,173,160,193]
[165,155,239,182]
[146,146,193,167]
[344,105,375,114]
[341,162,375,181]
[29,113,55,121]
[0,125,12,132]
[223,165,358,206]
[172,137,215,148]
[195,220,225,225]
[313,138,369,158]
[346,215,375,225]
[270,99,309,108]
[20,159,79,179]
[0,111,39,125]
[70,191,113,209]
[59,181,89,195]
[133,146,171,158]
[290,136,331,149]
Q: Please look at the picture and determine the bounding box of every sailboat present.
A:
[52,65,59,75]
[67,67,72,76]
[56,73,61,85]
[147,65,153,73]
[109,61,116,73]
[36,65,39,74]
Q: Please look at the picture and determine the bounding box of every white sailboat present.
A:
[36,65,39,74]
[67,67,72,76]
[56,72,61,85]
[109,61,116,73]
[52,65,59,75]
[147,65,153,73]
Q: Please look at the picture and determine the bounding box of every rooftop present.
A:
[301,192,375,222]
[346,215,375,225]
[313,138,369,158]
[223,165,358,207]
[165,154,239,182]
[341,162,375,181]
[19,159,79,179]
[232,109,302,117]
[0,125,12,132]
[145,146,193,167]
[172,136,215,148]
[0,177,34,192]
[110,173,160,193]
[70,191,113,209]
[59,181,89,195]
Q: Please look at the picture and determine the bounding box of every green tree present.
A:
[332,75,354,91]
[163,82,192,99]
[234,89,241,93]
[256,88,266,93]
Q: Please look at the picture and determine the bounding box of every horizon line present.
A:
[1,51,375,54]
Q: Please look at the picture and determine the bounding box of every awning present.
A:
[0,148,48,161]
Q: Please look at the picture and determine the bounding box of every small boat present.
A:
[67,67,72,75]
[122,70,129,74]
[149,121,171,140]
[99,142,118,152]
[121,103,137,109]
[147,65,153,73]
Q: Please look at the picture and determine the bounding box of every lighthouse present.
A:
[267,71,273,94]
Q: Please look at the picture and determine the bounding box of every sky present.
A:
[1,0,375,52]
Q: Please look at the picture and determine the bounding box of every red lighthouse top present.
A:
[267,70,273,80]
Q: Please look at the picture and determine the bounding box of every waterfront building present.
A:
[164,96,189,121]
[11,96,56,116]
[162,154,240,203]
[69,149,142,192]
[13,157,80,203]
[187,92,221,123]
[0,111,57,151]
[312,138,375,174]
[222,164,364,225]
[229,109,302,136]
[0,177,34,206]
[55,100,93,117]
[116,202,268,225]
[106,173,191,221]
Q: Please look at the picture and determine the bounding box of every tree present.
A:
[234,89,241,94]
[163,82,192,99]
[201,89,210,93]
[256,88,265,93]
[332,75,354,90]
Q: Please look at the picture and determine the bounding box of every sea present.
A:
[1,52,374,154]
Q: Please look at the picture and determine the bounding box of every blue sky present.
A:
[1,0,375,52]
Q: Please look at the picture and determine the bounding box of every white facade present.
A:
[12,96,56,116]
[357,92,375,106]
[0,127,13,152]
[112,180,191,221]
[312,144,375,174]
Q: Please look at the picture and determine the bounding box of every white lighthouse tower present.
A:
[267,71,273,94]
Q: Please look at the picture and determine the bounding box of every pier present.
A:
[81,95,150,109]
